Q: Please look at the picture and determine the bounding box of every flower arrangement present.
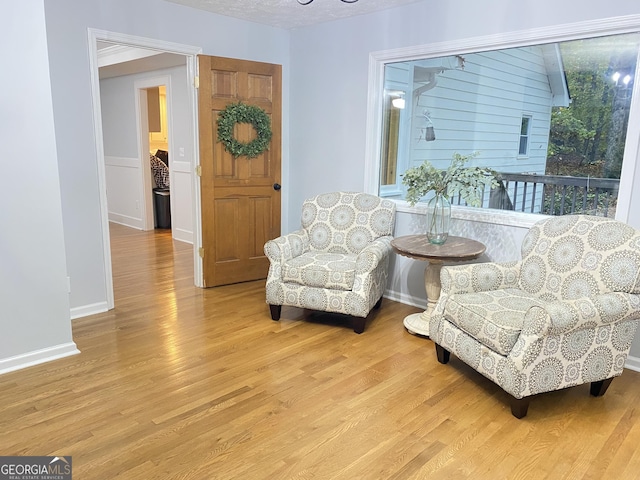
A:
[401,152,498,207]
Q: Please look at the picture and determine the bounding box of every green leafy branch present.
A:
[401,152,498,207]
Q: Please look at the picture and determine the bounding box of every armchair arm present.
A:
[508,292,640,378]
[355,236,393,275]
[264,229,310,265]
[348,236,393,314]
[522,292,640,338]
[440,261,521,295]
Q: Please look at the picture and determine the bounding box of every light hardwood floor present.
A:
[2,223,640,479]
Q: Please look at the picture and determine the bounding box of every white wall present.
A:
[288,0,640,357]
[43,0,290,314]
[0,0,78,373]
[289,0,640,223]
[101,65,194,242]
[17,0,640,372]
[104,155,145,229]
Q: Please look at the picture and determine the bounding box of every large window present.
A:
[373,30,640,218]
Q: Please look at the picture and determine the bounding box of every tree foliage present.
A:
[547,35,638,178]
[547,108,594,157]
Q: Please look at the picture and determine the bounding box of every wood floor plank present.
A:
[2,223,640,479]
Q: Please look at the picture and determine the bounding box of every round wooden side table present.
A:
[391,235,486,337]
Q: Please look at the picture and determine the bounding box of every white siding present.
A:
[379,46,555,210]
[410,46,552,177]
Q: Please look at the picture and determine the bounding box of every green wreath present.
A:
[217,102,272,158]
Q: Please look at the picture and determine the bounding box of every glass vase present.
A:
[426,193,451,244]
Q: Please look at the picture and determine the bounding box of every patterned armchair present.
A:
[430,215,640,418]
[264,192,396,333]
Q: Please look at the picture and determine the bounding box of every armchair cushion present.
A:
[445,288,545,356]
[282,252,357,291]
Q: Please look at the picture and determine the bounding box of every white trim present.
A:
[105,155,139,168]
[189,56,203,287]
[395,202,548,229]
[172,160,192,173]
[0,343,80,376]
[87,28,204,310]
[135,75,171,231]
[91,29,202,57]
[172,227,194,244]
[97,44,162,68]
[383,291,426,311]
[364,14,640,229]
[615,45,640,225]
[70,301,109,320]
[108,213,144,230]
[88,30,115,311]
[625,354,640,373]
[364,50,385,195]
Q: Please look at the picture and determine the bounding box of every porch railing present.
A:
[450,172,620,217]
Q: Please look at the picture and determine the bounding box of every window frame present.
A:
[518,114,532,157]
[363,15,640,227]
[379,83,410,197]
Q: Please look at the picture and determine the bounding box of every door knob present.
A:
[273,183,281,191]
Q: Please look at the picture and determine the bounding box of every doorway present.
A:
[88,29,203,310]
[147,85,172,232]
[134,77,173,233]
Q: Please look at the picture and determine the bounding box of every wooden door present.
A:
[198,55,282,287]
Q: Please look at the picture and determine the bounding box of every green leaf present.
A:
[401,152,498,207]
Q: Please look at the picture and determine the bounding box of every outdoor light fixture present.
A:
[392,96,406,109]
[612,71,633,87]
[388,91,405,109]
[298,0,358,4]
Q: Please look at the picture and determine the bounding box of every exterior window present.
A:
[379,84,408,197]
[380,95,401,186]
[519,115,531,156]
[376,32,639,218]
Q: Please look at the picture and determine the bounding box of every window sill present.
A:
[394,199,549,229]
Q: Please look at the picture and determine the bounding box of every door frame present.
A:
[135,76,172,231]
[87,28,204,310]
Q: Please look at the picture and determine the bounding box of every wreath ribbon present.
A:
[217,102,272,158]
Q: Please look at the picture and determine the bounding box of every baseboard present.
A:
[625,354,640,372]
[384,288,426,310]
[0,342,80,375]
[172,227,193,244]
[70,301,109,320]
[108,212,143,230]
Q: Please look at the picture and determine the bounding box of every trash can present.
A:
[153,188,171,228]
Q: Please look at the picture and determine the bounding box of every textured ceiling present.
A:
[163,0,425,29]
